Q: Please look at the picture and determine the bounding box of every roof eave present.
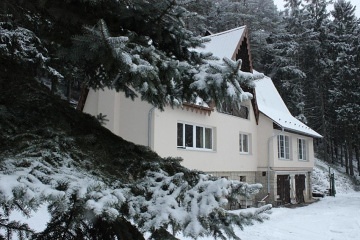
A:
[263,112,323,138]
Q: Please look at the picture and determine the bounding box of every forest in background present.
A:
[184,0,360,177]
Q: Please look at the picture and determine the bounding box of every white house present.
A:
[80,26,322,206]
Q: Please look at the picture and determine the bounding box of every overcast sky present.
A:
[273,0,360,18]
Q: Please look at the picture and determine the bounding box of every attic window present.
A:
[219,102,249,119]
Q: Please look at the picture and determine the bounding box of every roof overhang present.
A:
[181,102,214,116]
[261,112,323,138]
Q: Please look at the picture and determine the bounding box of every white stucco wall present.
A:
[83,89,120,132]
[256,113,275,170]
[83,89,152,146]
[83,90,259,172]
[256,113,315,172]
[272,131,314,170]
[152,103,258,172]
[83,89,315,175]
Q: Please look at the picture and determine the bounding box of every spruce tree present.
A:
[328,0,360,173]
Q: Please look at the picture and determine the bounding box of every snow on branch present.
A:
[191,57,264,110]
[128,170,265,238]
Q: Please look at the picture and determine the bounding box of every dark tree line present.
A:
[184,0,360,176]
[264,0,360,176]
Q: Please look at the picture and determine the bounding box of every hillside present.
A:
[312,159,359,194]
[0,69,182,239]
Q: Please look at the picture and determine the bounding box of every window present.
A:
[278,135,290,159]
[219,102,249,119]
[239,133,250,153]
[177,123,213,150]
[240,176,246,182]
[298,139,307,161]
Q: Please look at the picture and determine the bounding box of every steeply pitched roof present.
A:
[254,75,322,138]
[201,26,321,138]
[201,26,247,61]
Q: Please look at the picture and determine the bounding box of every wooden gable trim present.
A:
[230,26,258,124]
[231,26,254,73]
[241,86,260,125]
[182,102,214,116]
[250,90,260,125]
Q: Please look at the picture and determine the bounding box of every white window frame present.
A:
[278,134,290,160]
[177,122,213,150]
[239,133,250,154]
[298,138,307,161]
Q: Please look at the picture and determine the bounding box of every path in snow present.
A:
[179,192,360,240]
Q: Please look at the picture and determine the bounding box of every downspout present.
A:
[267,126,284,195]
[148,106,156,148]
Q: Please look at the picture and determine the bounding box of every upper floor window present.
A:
[219,102,249,119]
[298,138,307,161]
[239,133,250,154]
[177,122,213,150]
[278,135,290,159]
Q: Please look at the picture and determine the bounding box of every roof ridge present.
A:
[205,26,246,38]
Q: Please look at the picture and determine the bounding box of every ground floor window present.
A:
[278,134,290,159]
[177,122,213,150]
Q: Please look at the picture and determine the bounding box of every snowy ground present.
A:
[178,159,360,240]
[238,193,360,240]
[6,159,360,240]
[177,192,360,240]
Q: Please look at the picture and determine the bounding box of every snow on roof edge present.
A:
[205,26,246,38]
[266,113,322,138]
[254,74,322,138]
[199,26,247,60]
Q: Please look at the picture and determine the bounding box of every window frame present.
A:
[177,122,214,151]
[239,133,250,154]
[298,138,308,161]
[277,134,291,160]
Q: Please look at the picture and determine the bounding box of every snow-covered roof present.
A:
[198,26,321,138]
[254,75,322,138]
[201,26,246,60]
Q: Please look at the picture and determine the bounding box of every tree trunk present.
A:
[344,142,349,175]
[340,143,344,167]
[334,139,338,164]
[355,145,360,176]
[320,91,329,162]
[330,138,335,164]
[348,142,354,176]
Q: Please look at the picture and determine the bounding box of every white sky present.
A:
[273,0,360,18]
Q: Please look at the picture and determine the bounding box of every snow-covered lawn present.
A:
[4,158,359,240]
[179,192,360,240]
[239,193,360,240]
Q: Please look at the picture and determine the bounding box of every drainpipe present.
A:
[267,126,284,195]
[148,106,156,148]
